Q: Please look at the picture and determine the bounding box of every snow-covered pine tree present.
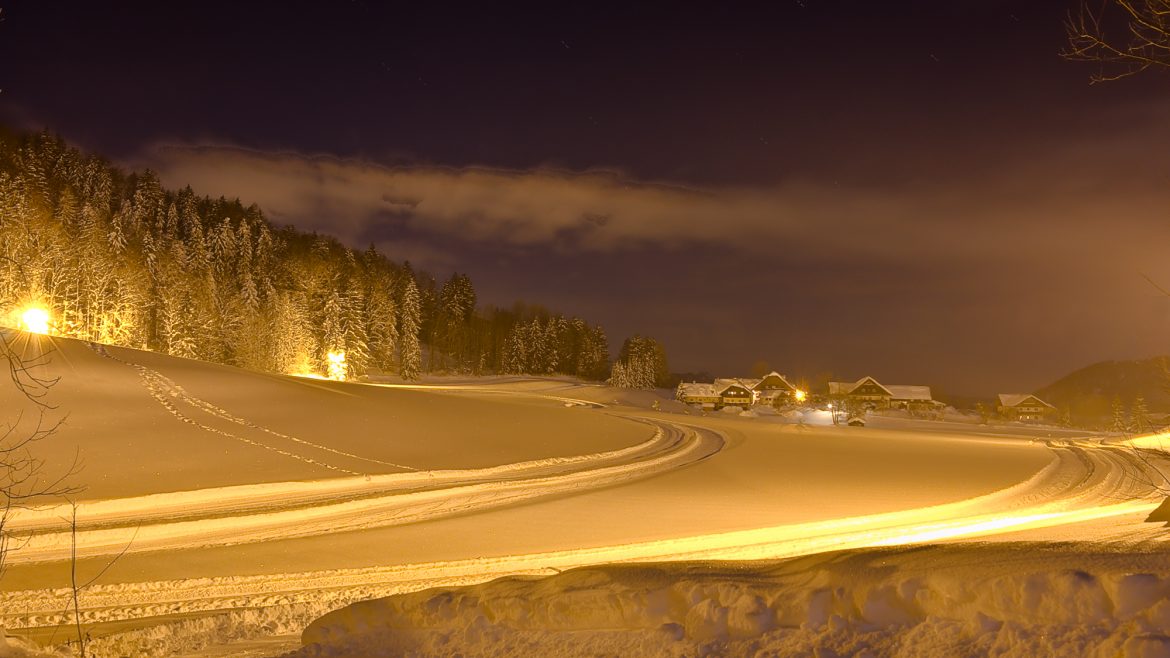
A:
[340,273,371,377]
[608,360,629,388]
[1111,395,1129,433]
[1132,395,1150,433]
[397,274,422,380]
[610,335,668,389]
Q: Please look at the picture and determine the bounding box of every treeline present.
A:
[0,130,657,384]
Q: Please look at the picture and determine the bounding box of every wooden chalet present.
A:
[714,379,754,408]
[997,394,1056,422]
[676,382,722,408]
[747,371,801,404]
[829,376,937,410]
[678,371,804,410]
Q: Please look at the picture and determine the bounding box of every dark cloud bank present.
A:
[137,111,1170,394]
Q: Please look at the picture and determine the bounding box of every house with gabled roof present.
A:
[750,371,801,404]
[714,379,754,408]
[829,376,938,410]
[678,371,805,410]
[676,382,722,408]
[997,393,1056,422]
[677,377,761,409]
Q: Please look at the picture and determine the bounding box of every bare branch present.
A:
[1064,0,1170,82]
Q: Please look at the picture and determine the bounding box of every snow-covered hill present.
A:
[3,328,1168,657]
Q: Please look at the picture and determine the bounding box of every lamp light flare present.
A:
[20,307,51,335]
[794,389,807,402]
[326,350,347,381]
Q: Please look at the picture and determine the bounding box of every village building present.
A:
[713,379,754,408]
[677,371,805,410]
[676,382,722,408]
[747,371,803,404]
[677,378,762,409]
[828,376,938,410]
[997,394,1056,422]
[885,385,936,409]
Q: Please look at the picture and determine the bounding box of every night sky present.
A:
[3,0,1170,394]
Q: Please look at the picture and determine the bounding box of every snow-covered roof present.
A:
[678,383,719,397]
[754,372,795,390]
[714,378,753,394]
[886,385,933,401]
[998,393,1054,408]
[828,377,892,397]
[828,378,930,400]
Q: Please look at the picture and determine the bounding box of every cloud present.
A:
[126,116,1170,392]
[133,118,1170,283]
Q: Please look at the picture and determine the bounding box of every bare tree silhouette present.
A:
[1,329,81,574]
[1065,0,1170,82]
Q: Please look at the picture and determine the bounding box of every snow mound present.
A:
[0,631,66,658]
[291,544,1170,658]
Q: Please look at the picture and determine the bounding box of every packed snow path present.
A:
[3,422,1167,656]
[6,417,721,564]
[2,335,1166,656]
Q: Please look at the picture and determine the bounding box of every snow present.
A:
[3,330,1170,656]
[0,631,66,658]
[884,384,933,401]
[291,544,1170,657]
[0,333,646,501]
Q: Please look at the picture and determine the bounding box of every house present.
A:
[749,371,802,404]
[676,382,722,408]
[886,385,936,410]
[997,394,1056,422]
[714,379,754,408]
[829,376,894,408]
[829,376,937,410]
[678,371,804,409]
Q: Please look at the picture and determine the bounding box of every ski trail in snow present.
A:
[0,443,1163,651]
[4,417,718,564]
[363,379,606,408]
[3,439,1161,632]
[85,342,415,473]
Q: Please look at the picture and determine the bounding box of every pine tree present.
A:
[610,335,668,389]
[0,129,620,389]
[397,275,422,380]
[1111,395,1129,433]
[1132,395,1150,433]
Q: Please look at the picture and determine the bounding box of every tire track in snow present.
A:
[87,343,416,474]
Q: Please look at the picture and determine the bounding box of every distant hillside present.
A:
[1036,357,1170,425]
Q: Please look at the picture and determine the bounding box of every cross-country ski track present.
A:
[1,336,1168,656]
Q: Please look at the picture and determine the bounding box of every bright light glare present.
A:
[20,307,51,335]
[794,389,807,402]
[326,351,347,381]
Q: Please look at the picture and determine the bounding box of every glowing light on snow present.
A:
[794,389,807,402]
[19,307,51,335]
[326,350,347,381]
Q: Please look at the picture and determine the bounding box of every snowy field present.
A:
[2,330,1169,657]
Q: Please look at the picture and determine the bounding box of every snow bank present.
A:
[292,544,1170,658]
[0,632,66,658]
